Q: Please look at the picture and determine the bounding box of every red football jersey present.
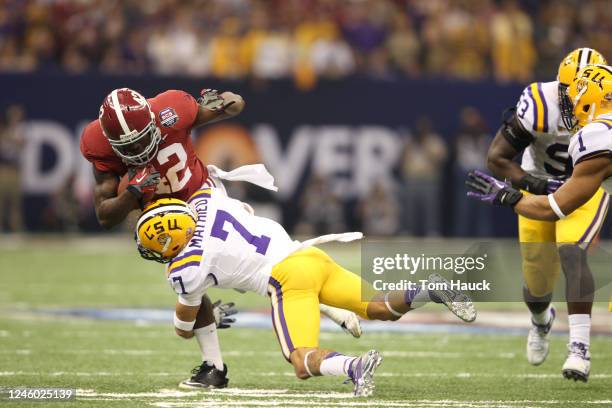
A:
[80,90,208,201]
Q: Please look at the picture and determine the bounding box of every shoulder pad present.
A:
[516,82,552,134]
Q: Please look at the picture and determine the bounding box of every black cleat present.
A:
[179,362,229,390]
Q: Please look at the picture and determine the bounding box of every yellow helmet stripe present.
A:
[529,83,549,133]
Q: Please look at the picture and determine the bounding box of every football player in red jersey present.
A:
[80,87,244,389]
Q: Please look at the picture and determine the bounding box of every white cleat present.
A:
[427,273,477,323]
[562,342,591,382]
[320,304,362,338]
[348,350,383,397]
[527,306,556,366]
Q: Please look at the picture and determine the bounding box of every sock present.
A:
[194,323,224,370]
[319,352,357,377]
[568,314,591,346]
[406,286,436,309]
[531,305,552,326]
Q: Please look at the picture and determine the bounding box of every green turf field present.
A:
[1,238,611,407]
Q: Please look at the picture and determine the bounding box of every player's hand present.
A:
[198,89,244,116]
[518,174,564,195]
[126,164,160,208]
[466,170,523,206]
[212,300,238,329]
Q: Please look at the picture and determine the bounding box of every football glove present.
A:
[466,170,523,206]
[212,300,238,329]
[198,89,228,111]
[126,164,160,208]
[517,174,564,195]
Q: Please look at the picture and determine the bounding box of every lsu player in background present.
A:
[485,48,607,376]
[135,171,476,397]
[468,64,612,382]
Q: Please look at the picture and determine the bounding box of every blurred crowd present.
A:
[1,0,612,86]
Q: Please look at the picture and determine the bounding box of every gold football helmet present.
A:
[567,64,612,128]
[558,48,607,131]
[135,198,196,263]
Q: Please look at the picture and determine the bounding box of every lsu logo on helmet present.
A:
[136,198,196,263]
[567,64,612,128]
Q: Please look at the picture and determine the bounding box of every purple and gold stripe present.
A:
[529,83,548,133]
[578,192,610,248]
[188,188,211,203]
[268,277,295,360]
[167,250,203,275]
[593,119,612,130]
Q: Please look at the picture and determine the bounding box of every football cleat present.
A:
[347,349,383,397]
[526,306,556,366]
[427,273,477,323]
[562,342,591,382]
[320,304,362,338]
[178,362,229,390]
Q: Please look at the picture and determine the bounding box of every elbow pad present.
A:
[500,111,534,152]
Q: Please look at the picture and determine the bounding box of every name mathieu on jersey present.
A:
[80,90,208,201]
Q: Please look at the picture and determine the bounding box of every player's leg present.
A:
[179,295,228,389]
[518,214,559,365]
[556,188,609,382]
[269,249,382,396]
[315,248,475,322]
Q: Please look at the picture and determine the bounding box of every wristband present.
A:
[517,174,547,195]
[174,313,196,331]
[547,194,566,219]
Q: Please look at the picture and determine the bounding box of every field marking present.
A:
[69,389,612,407]
[3,371,612,380]
[0,348,522,359]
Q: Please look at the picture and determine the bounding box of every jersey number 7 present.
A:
[210,210,271,255]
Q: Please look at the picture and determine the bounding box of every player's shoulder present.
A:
[166,246,205,296]
[516,81,560,135]
[149,90,198,131]
[79,119,123,170]
[569,115,612,165]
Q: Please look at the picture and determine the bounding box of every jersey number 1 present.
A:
[211,210,271,255]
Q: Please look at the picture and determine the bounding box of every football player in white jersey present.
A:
[487,48,607,372]
[135,177,477,397]
[468,64,612,382]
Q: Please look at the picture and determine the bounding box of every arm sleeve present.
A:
[500,111,534,152]
[154,90,199,131]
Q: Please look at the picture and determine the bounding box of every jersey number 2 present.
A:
[210,210,270,255]
[156,143,192,193]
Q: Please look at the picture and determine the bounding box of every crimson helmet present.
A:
[98,88,161,166]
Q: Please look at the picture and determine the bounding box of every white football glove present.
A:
[320,304,362,338]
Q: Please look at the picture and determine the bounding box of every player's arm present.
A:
[93,165,160,229]
[92,167,140,229]
[193,89,245,127]
[174,301,199,339]
[514,157,609,220]
[467,157,609,221]
[487,112,558,194]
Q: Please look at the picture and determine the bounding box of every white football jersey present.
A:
[568,113,612,193]
[166,187,301,305]
[516,81,572,178]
